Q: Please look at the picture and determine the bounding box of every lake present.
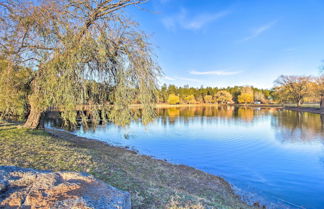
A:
[45,106,324,209]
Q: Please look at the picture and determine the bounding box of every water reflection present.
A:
[271,110,324,142]
[46,106,324,144]
[158,106,259,124]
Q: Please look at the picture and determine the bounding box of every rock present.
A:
[0,166,131,209]
[0,181,7,193]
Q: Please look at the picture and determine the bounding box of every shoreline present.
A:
[0,123,259,208]
[132,103,223,109]
[50,103,283,111]
[43,128,260,209]
[138,103,283,108]
[284,106,324,114]
[229,104,282,108]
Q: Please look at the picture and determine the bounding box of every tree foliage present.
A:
[0,58,33,120]
[157,84,271,104]
[204,95,213,104]
[238,93,254,104]
[274,75,313,106]
[214,90,233,104]
[184,95,196,104]
[167,94,180,105]
[254,91,266,103]
[0,0,160,128]
[315,76,324,108]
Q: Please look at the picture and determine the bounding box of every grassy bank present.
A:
[0,123,257,209]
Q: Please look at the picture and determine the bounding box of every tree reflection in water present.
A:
[46,106,324,145]
[156,106,324,145]
[156,106,276,127]
[271,110,324,142]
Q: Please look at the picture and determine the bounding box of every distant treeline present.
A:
[156,75,324,107]
[157,84,274,105]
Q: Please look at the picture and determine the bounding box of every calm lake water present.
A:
[45,106,324,209]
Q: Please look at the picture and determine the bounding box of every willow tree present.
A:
[0,58,33,120]
[0,0,159,129]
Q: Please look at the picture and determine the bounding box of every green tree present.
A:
[167,94,180,105]
[167,85,178,95]
[159,84,168,103]
[227,86,241,103]
[0,0,159,128]
[0,58,33,120]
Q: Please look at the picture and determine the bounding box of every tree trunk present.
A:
[23,105,44,129]
[320,94,324,110]
[297,100,302,107]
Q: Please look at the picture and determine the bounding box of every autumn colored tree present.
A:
[240,86,254,96]
[315,76,324,109]
[204,95,213,104]
[274,75,312,107]
[167,94,180,105]
[184,95,196,104]
[237,86,254,104]
[157,85,274,105]
[238,93,254,104]
[254,91,266,103]
[0,0,159,128]
[214,90,233,104]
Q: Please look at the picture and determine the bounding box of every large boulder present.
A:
[0,166,131,209]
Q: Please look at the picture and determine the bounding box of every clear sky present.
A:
[128,0,324,89]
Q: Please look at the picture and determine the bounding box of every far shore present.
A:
[51,103,324,116]
[51,103,282,111]
[134,103,283,108]
[284,106,324,114]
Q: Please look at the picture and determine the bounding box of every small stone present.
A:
[253,202,261,207]
[0,181,7,193]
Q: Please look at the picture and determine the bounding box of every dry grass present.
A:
[166,196,205,209]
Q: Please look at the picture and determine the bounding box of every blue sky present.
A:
[128,0,324,89]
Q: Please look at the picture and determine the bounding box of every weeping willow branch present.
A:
[0,0,160,128]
